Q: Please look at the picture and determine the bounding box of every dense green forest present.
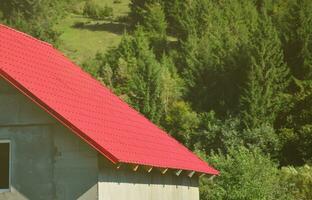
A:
[1,0,311,199]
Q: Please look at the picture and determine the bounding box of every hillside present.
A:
[55,0,130,64]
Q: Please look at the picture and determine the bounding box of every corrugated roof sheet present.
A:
[0,24,218,175]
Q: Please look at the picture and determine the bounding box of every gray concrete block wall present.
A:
[0,125,55,200]
[98,159,200,200]
[0,79,54,126]
[52,124,98,200]
[0,78,98,200]
[0,77,201,200]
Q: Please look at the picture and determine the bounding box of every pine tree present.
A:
[141,2,167,57]
[162,0,197,40]
[279,0,312,81]
[177,0,259,115]
[91,27,181,124]
[240,13,289,129]
[129,0,162,27]
[128,29,163,123]
[273,0,312,165]
[128,28,182,124]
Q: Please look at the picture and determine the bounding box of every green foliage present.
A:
[83,0,113,20]
[280,165,312,200]
[53,0,312,198]
[278,124,312,165]
[141,2,166,37]
[274,0,312,81]
[176,0,259,115]
[141,2,167,56]
[82,27,182,124]
[125,29,182,123]
[163,101,199,146]
[159,56,183,112]
[129,0,161,26]
[240,13,289,129]
[200,146,286,200]
[193,112,241,153]
[162,0,198,40]
[0,0,63,44]
[127,30,164,123]
[269,0,312,166]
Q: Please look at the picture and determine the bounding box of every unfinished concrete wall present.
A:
[52,124,98,200]
[98,158,200,200]
[0,77,201,200]
[0,78,98,200]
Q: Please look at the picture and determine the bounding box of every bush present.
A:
[163,101,199,146]
[83,0,113,20]
[280,165,312,200]
[83,0,98,19]
[100,5,113,19]
[200,146,287,200]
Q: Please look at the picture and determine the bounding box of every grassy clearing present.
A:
[55,0,130,64]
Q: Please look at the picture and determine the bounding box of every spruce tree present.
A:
[128,29,163,123]
[273,0,312,165]
[128,29,182,124]
[240,13,289,129]
[141,2,167,57]
[129,0,162,27]
[279,0,312,81]
[91,27,181,124]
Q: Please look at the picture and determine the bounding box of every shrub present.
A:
[83,0,99,19]
[83,0,113,20]
[100,5,113,19]
[200,146,287,200]
[280,165,312,200]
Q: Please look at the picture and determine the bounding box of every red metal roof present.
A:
[0,24,218,175]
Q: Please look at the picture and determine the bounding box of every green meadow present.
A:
[55,0,130,64]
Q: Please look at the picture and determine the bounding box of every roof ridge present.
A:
[0,24,53,48]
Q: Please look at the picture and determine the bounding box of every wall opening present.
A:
[0,140,10,191]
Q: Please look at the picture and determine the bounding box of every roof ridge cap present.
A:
[0,24,53,48]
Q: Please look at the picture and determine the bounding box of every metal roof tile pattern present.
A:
[0,24,218,175]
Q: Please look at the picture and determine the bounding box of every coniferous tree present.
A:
[83,27,182,124]
[141,2,167,57]
[278,0,312,81]
[273,0,312,165]
[129,0,162,27]
[240,13,289,129]
[128,29,164,123]
[177,0,259,115]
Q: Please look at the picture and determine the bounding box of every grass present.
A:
[55,0,130,64]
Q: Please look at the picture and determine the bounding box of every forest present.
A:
[1,0,311,199]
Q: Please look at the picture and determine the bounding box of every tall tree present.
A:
[83,28,182,124]
[240,13,289,129]
[129,0,161,27]
[272,0,312,165]
[278,0,312,81]
[177,0,259,115]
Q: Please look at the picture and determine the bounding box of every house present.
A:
[0,24,218,200]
